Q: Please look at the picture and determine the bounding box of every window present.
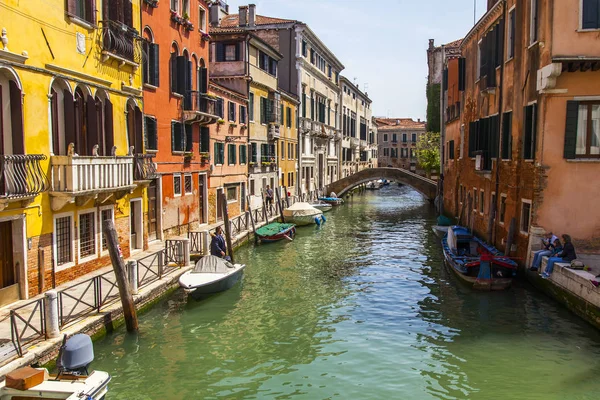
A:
[216,97,224,118]
[412,133,417,143]
[170,0,178,12]
[185,124,192,152]
[184,174,192,194]
[521,200,532,234]
[215,43,241,62]
[198,6,207,32]
[240,105,247,124]
[145,116,158,151]
[79,211,96,260]
[281,141,285,160]
[383,134,388,142]
[502,112,512,159]
[490,192,497,219]
[383,148,389,157]
[508,7,516,59]
[564,101,600,158]
[225,44,237,61]
[523,104,537,160]
[251,142,257,163]
[286,107,292,128]
[448,140,455,159]
[226,185,237,202]
[200,127,210,153]
[174,174,182,196]
[480,190,485,214]
[302,40,307,57]
[530,0,538,44]
[401,133,405,143]
[100,208,113,252]
[55,215,73,267]
[67,0,96,25]
[228,101,236,122]
[500,194,507,224]
[228,144,236,165]
[171,121,185,152]
[582,0,600,29]
[249,93,254,121]
[239,144,247,164]
[258,51,277,76]
[214,142,224,164]
[170,52,192,97]
[143,38,159,87]
[473,188,478,211]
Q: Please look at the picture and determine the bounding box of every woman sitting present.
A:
[541,234,576,279]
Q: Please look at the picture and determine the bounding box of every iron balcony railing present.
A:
[100,20,142,63]
[184,91,217,115]
[134,154,158,181]
[0,154,48,199]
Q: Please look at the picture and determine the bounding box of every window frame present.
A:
[227,143,237,165]
[479,189,485,215]
[198,5,207,32]
[53,212,75,271]
[499,194,507,225]
[473,187,478,212]
[529,0,538,45]
[184,173,193,195]
[520,199,532,235]
[78,209,98,264]
[144,116,158,151]
[226,184,238,203]
[575,101,600,158]
[249,92,254,122]
[173,173,182,197]
[507,6,516,60]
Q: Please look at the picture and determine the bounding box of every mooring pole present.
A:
[102,219,138,332]
[284,186,290,208]
[220,194,235,263]
[247,195,258,244]
[276,188,285,223]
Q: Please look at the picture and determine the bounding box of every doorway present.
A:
[147,179,158,241]
[0,221,19,306]
[130,199,143,252]
[318,154,324,189]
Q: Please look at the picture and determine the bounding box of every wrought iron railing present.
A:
[10,298,45,357]
[0,155,48,198]
[100,20,142,63]
[134,154,157,181]
[185,91,217,115]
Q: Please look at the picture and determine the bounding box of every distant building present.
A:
[375,118,426,174]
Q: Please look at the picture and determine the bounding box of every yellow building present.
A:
[0,0,150,305]
[278,91,299,196]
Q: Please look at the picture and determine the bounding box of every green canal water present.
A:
[93,186,600,399]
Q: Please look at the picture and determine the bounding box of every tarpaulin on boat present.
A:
[192,255,235,273]
[283,202,321,218]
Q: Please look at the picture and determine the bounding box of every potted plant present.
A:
[216,119,225,125]
[144,0,159,8]
[229,122,238,128]
[171,11,183,24]
[183,151,194,159]
[201,32,211,41]
[249,161,256,166]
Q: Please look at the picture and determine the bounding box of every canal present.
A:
[93,185,600,399]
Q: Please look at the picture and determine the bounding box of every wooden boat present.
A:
[179,255,246,294]
[366,180,382,190]
[310,201,332,213]
[256,222,296,243]
[283,202,324,226]
[318,196,344,205]
[0,334,110,399]
[442,225,517,290]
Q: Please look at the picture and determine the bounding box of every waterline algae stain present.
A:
[93,186,600,399]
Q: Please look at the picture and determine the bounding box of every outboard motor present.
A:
[56,334,94,378]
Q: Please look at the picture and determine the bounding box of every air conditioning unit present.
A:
[475,154,483,171]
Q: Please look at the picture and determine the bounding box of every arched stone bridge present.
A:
[325,168,437,200]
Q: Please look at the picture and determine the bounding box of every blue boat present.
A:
[441,226,517,290]
[318,196,344,205]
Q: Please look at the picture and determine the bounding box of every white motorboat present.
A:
[0,334,111,400]
[310,201,332,213]
[366,180,383,190]
[283,202,324,226]
[179,256,246,294]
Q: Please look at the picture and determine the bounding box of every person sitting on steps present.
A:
[541,234,577,279]
[530,231,560,271]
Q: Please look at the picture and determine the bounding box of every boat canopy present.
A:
[283,202,321,217]
[192,255,235,273]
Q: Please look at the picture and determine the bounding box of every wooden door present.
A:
[147,180,158,240]
[0,221,15,289]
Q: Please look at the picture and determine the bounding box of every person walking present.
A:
[265,185,274,207]
[541,234,577,279]
[530,231,559,271]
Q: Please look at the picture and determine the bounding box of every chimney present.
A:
[239,6,248,27]
[417,118,421,123]
[428,39,434,50]
[209,3,220,27]
[248,4,256,27]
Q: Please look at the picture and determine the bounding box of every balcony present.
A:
[350,138,359,148]
[268,123,280,140]
[0,155,48,211]
[360,140,367,150]
[50,155,135,211]
[100,20,142,69]
[183,91,219,125]
[134,154,158,183]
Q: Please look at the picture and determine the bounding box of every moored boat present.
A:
[310,201,332,213]
[442,225,517,290]
[366,180,381,190]
[0,334,111,400]
[318,196,344,205]
[283,202,324,226]
[256,222,296,243]
[432,225,449,238]
[179,255,246,294]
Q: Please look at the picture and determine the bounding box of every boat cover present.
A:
[283,202,322,218]
[192,255,235,273]
[256,223,295,236]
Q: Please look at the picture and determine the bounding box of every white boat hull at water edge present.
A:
[283,202,324,226]
[310,202,332,213]
[179,256,246,294]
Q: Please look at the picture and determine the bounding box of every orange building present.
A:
[142,0,219,239]
[441,0,600,266]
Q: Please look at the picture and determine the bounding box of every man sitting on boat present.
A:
[210,226,231,261]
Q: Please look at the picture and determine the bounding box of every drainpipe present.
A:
[246,35,252,200]
[492,0,507,244]
[439,45,446,216]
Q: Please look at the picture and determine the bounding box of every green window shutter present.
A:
[214,142,219,164]
[185,124,193,152]
[564,101,579,159]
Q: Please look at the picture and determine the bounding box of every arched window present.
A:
[94,90,114,156]
[170,42,179,94]
[74,85,96,156]
[197,57,207,94]
[126,99,143,154]
[143,27,159,87]
[0,68,24,156]
[50,78,72,156]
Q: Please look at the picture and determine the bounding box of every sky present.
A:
[223,0,488,121]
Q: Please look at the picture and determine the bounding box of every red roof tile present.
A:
[219,14,297,28]
[374,118,426,130]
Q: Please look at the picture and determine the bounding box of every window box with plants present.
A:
[201,32,211,42]
[216,119,225,125]
[183,152,195,159]
[199,152,210,162]
[171,11,184,24]
[144,0,159,8]
[229,123,238,128]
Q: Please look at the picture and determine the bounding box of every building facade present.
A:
[278,91,300,196]
[207,82,248,224]
[142,0,218,240]
[0,0,148,304]
[339,77,375,178]
[376,118,426,173]
[442,0,600,265]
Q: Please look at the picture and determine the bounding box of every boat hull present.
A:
[257,225,296,243]
[310,203,332,213]
[288,215,322,226]
[431,225,449,238]
[179,264,246,294]
[442,246,512,290]
[318,197,344,205]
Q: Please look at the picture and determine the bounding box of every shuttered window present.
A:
[250,143,257,163]
[564,100,600,158]
[249,93,254,121]
[508,8,516,59]
[530,0,539,44]
[523,104,537,160]
[239,105,247,124]
[185,124,193,152]
[449,140,455,160]
[228,144,236,165]
[171,121,185,152]
[216,98,224,118]
[239,145,247,164]
[582,0,600,29]
[144,116,158,151]
[501,112,512,159]
[215,42,242,62]
[286,107,292,128]
[214,142,224,164]
[143,42,159,87]
[458,57,466,91]
[67,0,96,25]
[200,127,210,153]
[228,101,236,122]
